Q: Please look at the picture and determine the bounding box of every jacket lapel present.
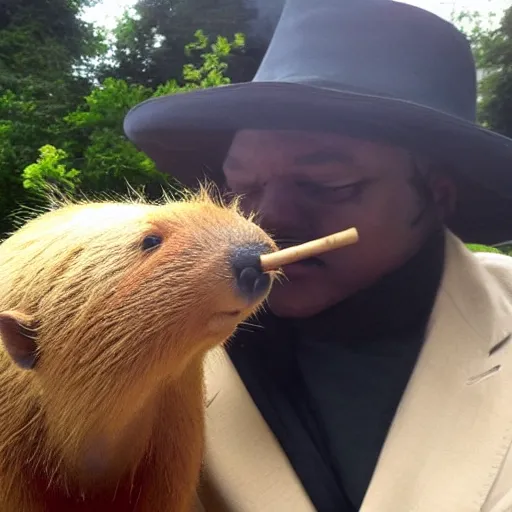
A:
[200,347,316,511]
[360,231,512,512]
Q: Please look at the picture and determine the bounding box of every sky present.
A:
[82,0,511,31]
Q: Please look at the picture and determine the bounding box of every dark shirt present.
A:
[227,230,446,511]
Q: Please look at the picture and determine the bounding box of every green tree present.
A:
[453,6,512,135]
[17,30,245,211]
[100,0,273,88]
[0,0,106,235]
[477,7,512,137]
[22,145,81,195]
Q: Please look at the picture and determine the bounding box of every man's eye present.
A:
[331,183,363,200]
[298,181,365,201]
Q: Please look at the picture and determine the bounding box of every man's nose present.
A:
[255,181,301,234]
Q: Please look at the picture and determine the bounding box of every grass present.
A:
[466,243,512,256]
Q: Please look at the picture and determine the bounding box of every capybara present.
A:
[0,189,277,512]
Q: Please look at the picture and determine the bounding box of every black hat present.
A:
[124,0,512,244]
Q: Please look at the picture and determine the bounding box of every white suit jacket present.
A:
[195,230,512,512]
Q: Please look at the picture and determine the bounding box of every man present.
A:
[124,0,512,510]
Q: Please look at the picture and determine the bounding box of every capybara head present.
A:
[0,189,277,464]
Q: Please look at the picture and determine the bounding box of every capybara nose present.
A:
[230,243,273,301]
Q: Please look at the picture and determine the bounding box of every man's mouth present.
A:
[276,241,325,268]
[287,256,324,267]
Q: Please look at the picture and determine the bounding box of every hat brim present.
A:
[124,81,512,244]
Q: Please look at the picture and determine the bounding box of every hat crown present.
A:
[253,0,477,121]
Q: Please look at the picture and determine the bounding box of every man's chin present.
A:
[266,280,330,319]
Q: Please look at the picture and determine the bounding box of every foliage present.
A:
[8,30,245,218]
[182,30,245,88]
[453,5,512,135]
[22,145,81,195]
[0,0,105,235]
[0,0,103,86]
[466,243,507,255]
[98,0,274,88]
[477,7,512,138]
[453,9,504,69]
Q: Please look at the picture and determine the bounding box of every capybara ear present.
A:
[0,311,39,370]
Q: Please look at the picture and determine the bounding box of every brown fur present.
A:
[0,188,276,512]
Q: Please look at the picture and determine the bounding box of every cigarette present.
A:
[260,227,359,271]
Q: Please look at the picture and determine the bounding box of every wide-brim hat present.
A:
[124,0,512,245]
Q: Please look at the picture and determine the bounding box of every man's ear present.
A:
[429,172,458,220]
[0,311,39,370]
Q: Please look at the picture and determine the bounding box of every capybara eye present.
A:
[141,235,163,252]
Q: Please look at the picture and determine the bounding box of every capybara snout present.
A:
[230,242,273,301]
[148,195,278,339]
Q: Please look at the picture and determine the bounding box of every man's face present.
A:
[223,130,453,318]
